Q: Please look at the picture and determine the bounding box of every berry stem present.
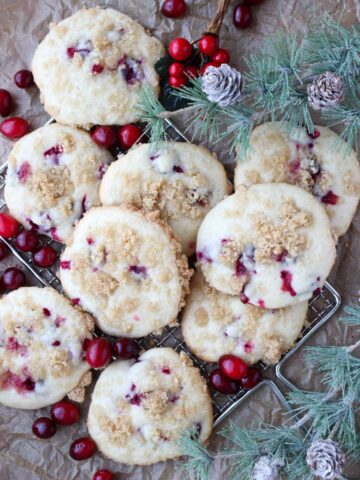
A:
[205,0,231,35]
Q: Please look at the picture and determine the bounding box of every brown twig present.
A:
[205,0,231,36]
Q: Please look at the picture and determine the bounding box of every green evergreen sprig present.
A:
[176,430,215,480]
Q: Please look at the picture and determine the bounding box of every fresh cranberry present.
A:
[86,338,112,369]
[69,437,96,460]
[0,242,8,260]
[113,338,139,359]
[0,117,29,139]
[91,126,116,148]
[280,270,296,297]
[219,354,248,380]
[240,367,262,389]
[32,246,57,268]
[0,213,20,238]
[0,89,12,117]
[15,230,39,252]
[212,49,230,65]
[233,4,252,29]
[169,74,188,88]
[161,0,187,18]
[183,65,198,78]
[168,62,184,77]
[118,124,142,150]
[321,191,339,205]
[32,417,56,439]
[209,368,240,394]
[198,35,219,56]
[93,470,114,480]
[51,401,81,425]
[168,38,192,61]
[14,70,34,89]
[1,267,25,290]
[201,62,219,75]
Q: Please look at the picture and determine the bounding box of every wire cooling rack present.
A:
[0,118,341,425]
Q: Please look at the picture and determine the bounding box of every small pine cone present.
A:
[307,72,344,111]
[202,64,244,107]
[251,455,283,480]
[306,439,345,480]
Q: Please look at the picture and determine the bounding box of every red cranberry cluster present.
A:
[233,0,266,29]
[91,123,143,156]
[0,69,34,139]
[209,354,261,394]
[84,336,139,369]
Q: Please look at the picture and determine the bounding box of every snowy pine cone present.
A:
[202,64,244,107]
[307,72,344,111]
[306,439,345,480]
[251,455,284,480]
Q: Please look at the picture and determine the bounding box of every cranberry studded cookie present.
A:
[87,347,213,465]
[182,270,308,364]
[234,122,360,237]
[4,123,112,244]
[99,142,230,255]
[0,287,94,409]
[196,184,336,309]
[32,8,164,128]
[59,206,192,337]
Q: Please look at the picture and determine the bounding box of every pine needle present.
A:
[137,84,167,147]
[176,430,215,480]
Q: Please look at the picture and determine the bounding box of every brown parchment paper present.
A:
[0,1,359,479]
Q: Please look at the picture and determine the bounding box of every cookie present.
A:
[99,142,230,255]
[87,347,213,465]
[59,206,192,337]
[196,184,336,308]
[32,8,164,128]
[0,287,94,409]
[182,270,308,364]
[234,122,360,237]
[4,123,112,244]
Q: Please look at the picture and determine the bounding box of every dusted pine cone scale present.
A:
[306,439,345,480]
[202,64,244,107]
[307,72,344,111]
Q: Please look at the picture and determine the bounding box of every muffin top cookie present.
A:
[59,206,192,337]
[32,8,164,128]
[196,184,336,308]
[0,287,94,410]
[182,270,308,364]
[234,122,360,237]
[87,347,213,465]
[4,123,112,244]
[99,142,230,255]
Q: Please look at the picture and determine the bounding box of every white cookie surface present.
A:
[0,287,94,409]
[182,270,308,364]
[60,206,192,337]
[234,122,360,237]
[32,8,164,127]
[196,184,336,308]
[5,123,112,244]
[100,142,230,255]
[87,347,213,465]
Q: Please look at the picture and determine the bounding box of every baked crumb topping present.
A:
[143,390,169,417]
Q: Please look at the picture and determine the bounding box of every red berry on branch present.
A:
[198,35,219,56]
[233,4,252,29]
[32,417,56,439]
[168,62,184,77]
[86,338,112,369]
[0,89,12,117]
[91,126,117,148]
[70,437,96,460]
[212,48,230,65]
[201,62,219,75]
[51,401,81,425]
[240,367,262,389]
[1,267,25,290]
[15,230,39,252]
[14,70,34,89]
[93,469,114,480]
[168,37,192,61]
[32,245,57,268]
[0,213,20,238]
[161,0,187,18]
[209,368,240,394]
[0,117,29,139]
[113,338,139,359]
[118,124,143,150]
[169,74,188,88]
[219,354,249,380]
[184,65,199,78]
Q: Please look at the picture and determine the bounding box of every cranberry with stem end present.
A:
[33,245,57,268]
[1,267,25,290]
[93,470,114,480]
[118,124,143,150]
[15,230,39,252]
[32,417,56,439]
[168,38,192,62]
[240,367,262,389]
[212,49,231,65]
[169,74,188,88]
[14,70,34,89]
[219,354,249,380]
[0,89,12,117]
[51,401,81,425]
[198,35,219,56]
[233,4,252,29]
[161,0,187,18]
[201,62,219,76]
[70,437,96,460]
[209,368,240,394]
[113,338,139,359]
[168,62,184,77]
[86,338,112,369]
[0,242,8,260]
[0,117,29,139]
[91,126,117,148]
[0,213,20,238]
